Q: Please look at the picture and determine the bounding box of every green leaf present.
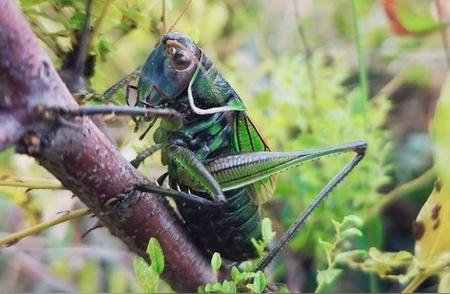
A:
[334,250,368,264]
[316,269,342,293]
[331,219,341,233]
[252,271,266,293]
[238,260,254,273]
[341,215,363,229]
[97,39,116,62]
[204,282,215,292]
[394,0,442,35]
[69,12,86,30]
[231,266,240,282]
[261,218,276,243]
[318,239,334,252]
[340,228,363,239]
[211,252,222,274]
[133,257,159,293]
[147,238,164,275]
[222,280,237,293]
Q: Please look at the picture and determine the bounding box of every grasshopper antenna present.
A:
[161,0,167,34]
[167,0,193,33]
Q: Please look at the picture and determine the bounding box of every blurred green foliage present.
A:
[1,0,449,292]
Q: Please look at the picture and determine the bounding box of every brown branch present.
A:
[0,0,214,291]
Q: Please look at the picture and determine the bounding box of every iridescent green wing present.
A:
[232,112,276,205]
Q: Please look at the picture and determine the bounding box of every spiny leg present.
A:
[204,141,366,191]
[130,144,227,205]
[199,140,366,269]
[133,181,216,207]
[163,145,225,201]
[124,84,159,139]
[130,144,163,168]
[253,141,367,272]
[102,67,141,101]
[34,104,184,130]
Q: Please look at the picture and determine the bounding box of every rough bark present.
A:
[0,0,214,291]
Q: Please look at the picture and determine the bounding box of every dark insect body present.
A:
[129,32,367,265]
[137,33,272,260]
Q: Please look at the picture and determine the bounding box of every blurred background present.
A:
[0,0,448,292]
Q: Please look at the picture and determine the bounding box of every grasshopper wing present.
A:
[232,112,276,205]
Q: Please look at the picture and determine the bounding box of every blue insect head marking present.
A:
[137,32,201,108]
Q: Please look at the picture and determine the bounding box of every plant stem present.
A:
[0,208,91,246]
[402,273,428,294]
[351,0,368,115]
[292,0,316,100]
[87,0,114,51]
[366,167,436,220]
[435,0,450,68]
[0,177,63,190]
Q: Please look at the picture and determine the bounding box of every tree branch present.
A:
[0,0,214,291]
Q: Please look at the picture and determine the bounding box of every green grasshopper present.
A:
[58,31,366,271]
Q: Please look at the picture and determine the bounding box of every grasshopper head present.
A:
[137,32,201,108]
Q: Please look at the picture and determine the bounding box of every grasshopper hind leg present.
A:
[253,141,367,272]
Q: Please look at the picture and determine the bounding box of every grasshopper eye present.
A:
[168,46,177,55]
[170,50,192,71]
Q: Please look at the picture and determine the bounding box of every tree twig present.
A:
[0,208,91,247]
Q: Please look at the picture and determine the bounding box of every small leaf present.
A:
[331,219,341,233]
[97,39,116,62]
[252,271,266,293]
[316,269,342,293]
[238,261,254,273]
[204,283,214,293]
[261,218,276,243]
[211,282,224,292]
[147,238,164,275]
[222,280,237,293]
[382,0,443,36]
[231,266,240,282]
[69,12,86,30]
[318,239,334,251]
[334,250,368,264]
[341,215,363,229]
[340,228,363,239]
[133,257,158,293]
[211,252,222,274]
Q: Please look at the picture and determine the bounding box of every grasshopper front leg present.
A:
[34,104,184,131]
